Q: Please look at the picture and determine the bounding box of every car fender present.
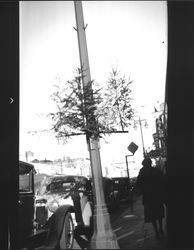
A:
[44,204,74,248]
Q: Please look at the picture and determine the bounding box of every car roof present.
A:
[19,161,34,174]
[49,175,88,183]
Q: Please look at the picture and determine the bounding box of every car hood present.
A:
[36,192,74,207]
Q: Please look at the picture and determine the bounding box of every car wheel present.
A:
[59,212,74,249]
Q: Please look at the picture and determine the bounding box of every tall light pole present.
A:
[74,2,119,249]
[134,117,147,157]
[138,117,146,157]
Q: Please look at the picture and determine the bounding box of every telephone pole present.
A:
[74,1,119,249]
[134,117,147,157]
[138,117,146,157]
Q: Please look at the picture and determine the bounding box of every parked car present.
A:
[18,161,80,249]
[37,175,92,226]
[112,177,133,203]
[101,177,120,211]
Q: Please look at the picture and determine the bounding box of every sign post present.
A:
[125,142,138,202]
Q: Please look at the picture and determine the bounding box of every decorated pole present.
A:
[74,1,119,249]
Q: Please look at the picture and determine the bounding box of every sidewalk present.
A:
[111,196,167,249]
[73,196,167,249]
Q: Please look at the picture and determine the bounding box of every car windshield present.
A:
[46,176,88,194]
[48,181,73,193]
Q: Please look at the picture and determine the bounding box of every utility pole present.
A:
[138,117,146,157]
[74,1,119,249]
[133,116,147,157]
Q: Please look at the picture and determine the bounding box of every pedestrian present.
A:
[71,180,93,250]
[136,157,166,239]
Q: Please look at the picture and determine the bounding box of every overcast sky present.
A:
[19,1,167,175]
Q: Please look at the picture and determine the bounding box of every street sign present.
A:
[127,142,138,155]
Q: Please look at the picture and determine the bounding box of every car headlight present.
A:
[48,200,59,213]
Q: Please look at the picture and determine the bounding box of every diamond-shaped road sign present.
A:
[127,142,138,155]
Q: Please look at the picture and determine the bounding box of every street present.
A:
[73,195,167,249]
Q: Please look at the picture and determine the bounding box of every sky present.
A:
[19,1,167,176]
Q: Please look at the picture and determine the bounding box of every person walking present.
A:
[136,157,166,239]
